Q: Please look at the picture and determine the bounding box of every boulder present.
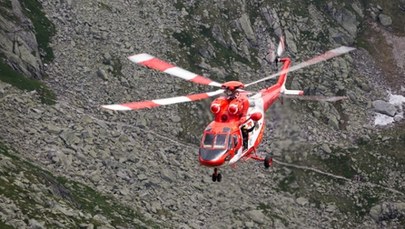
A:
[372,100,396,117]
[246,209,266,224]
[296,197,309,206]
[378,14,392,26]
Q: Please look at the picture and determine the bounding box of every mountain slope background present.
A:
[0,0,404,228]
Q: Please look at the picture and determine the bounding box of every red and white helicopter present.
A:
[102,38,355,182]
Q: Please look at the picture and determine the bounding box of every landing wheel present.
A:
[217,173,222,182]
[212,168,222,182]
[264,155,273,169]
[212,173,217,182]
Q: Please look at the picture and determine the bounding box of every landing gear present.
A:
[212,168,222,182]
[264,154,273,169]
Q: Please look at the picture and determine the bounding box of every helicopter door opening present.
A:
[229,135,239,149]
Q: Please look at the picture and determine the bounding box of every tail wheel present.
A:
[264,155,273,169]
[212,174,217,182]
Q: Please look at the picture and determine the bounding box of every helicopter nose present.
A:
[198,148,227,166]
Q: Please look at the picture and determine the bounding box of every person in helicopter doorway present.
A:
[241,124,255,151]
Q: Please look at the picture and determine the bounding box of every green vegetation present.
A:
[321,154,357,178]
[257,203,289,226]
[20,0,56,63]
[110,57,123,77]
[0,221,14,229]
[98,1,113,12]
[0,142,162,228]
[0,0,12,8]
[278,172,298,192]
[0,58,56,104]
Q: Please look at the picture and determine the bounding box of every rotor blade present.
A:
[281,94,348,102]
[102,89,224,111]
[245,46,356,87]
[128,53,222,87]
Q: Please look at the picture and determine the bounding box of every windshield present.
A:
[202,133,229,149]
[214,134,227,149]
[203,134,215,148]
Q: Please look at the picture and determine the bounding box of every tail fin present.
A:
[265,36,285,65]
[276,36,285,57]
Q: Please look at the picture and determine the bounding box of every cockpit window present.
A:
[214,134,227,149]
[203,134,215,148]
[202,133,229,149]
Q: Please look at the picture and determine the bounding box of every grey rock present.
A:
[211,24,227,47]
[261,7,282,36]
[244,221,255,228]
[238,14,256,44]
[60,130,81,145]
[284,30,297,53]
[326,204,337,213]
[28,219,45,229]
[351,2,364,18]
[328,115,340,130]
[274,219,287,229]
[394,114,403,122]
[332,8,358,36]
[46,124,62,135]
[97,68,108,81]
[378,14,392,26]
[321,144,332,154]
[373,100,397,117]
[296,197,309,206]
[170,115,181,123]
[247,209,266,224]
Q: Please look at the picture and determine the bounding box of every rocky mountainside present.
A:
[0,0,404,228]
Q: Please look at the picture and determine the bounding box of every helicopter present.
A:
[102,38,355,182]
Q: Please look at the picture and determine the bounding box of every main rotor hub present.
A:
[221,81,245,91]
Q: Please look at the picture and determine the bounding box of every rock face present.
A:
[0,0,44,79]
[0,0,404,228]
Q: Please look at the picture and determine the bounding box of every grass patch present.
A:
[278,172,297,192]
[110,57,123,77]
[98,1,113,12]
[322,154,357,178]
[257,203,289,226]
[0,58,56,104]
[0,221,14,229]
[20,0,56,63]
